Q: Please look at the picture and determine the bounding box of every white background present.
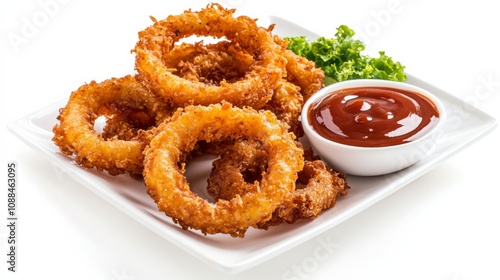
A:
[1,0,499,279]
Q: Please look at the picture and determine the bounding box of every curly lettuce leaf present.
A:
[285,25,406,85]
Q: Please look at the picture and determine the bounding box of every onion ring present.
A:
[274,35,325,101]
[52,75,172,176]
[143,102,304,237]
[207,140,348,229]
[134,3,286,108]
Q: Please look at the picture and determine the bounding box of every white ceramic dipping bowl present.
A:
[301,79,446,176]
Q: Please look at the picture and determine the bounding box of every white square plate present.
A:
[8,15,497,274]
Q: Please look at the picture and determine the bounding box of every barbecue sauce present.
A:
[308,86,440,147]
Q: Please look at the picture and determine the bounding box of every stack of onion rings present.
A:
[52,3,347,238]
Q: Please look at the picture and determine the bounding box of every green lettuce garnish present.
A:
[285,25,406,85]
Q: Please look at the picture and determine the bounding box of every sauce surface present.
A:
[308,86,440,147]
